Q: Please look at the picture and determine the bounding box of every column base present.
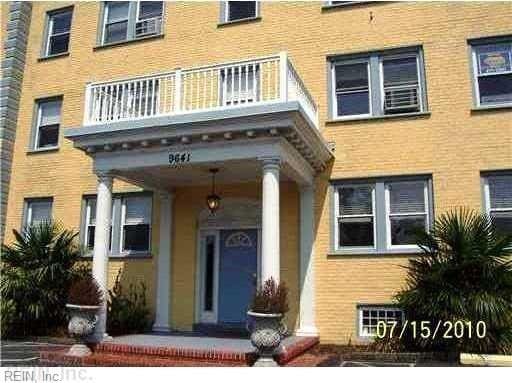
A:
[295,326,319,337]
[152,324,173,333]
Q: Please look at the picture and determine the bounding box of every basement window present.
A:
[358,305,403,338]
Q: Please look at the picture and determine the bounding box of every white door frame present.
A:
[195,226,261,325]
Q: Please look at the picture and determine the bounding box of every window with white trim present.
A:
[135,1,163,38]
[333,177,432,253]
[224,1,258,23]
[471,40,512,107]
[358,306,403,337]
[34,98,61,149]
[24,198,53,228]
[386,180,430,248]
[81,194,152,256]
[103,1,130,44]
[336,184,375,248]
[44,8,72,57]
[121,196,152,252]
[331,48,427,119]
[483,174,512,236]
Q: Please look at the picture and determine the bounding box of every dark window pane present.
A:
[489,175,512,209]
[336,63,368,90]
[49,33,69,55]
[105,21,128,43]
[383,56,418,86]
[491,211,512,236]
[204,236,215,311]
[37,124,59,148]
[389,181,426,214]
[339,217,374,247]
[139,1,163,19]
[51,11,72,34]
[228,1,256,21]
[478,74,512,105]
[390,216,426,245]
[123,224,150,252]
[106,1,129,22]
[87,226,95,250]
[336,91,370,116]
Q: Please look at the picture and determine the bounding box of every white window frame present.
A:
[120,196,152,255]
[135,1,164,37]
[385,180,430,251]
[34,99,61,150]
[483,174,512,234]
[84,198,115,254]
[45,8,72,57]
[25,199,53,228]
[378,52,423,115]
[102,1,130,45]
[331,58,372,120]
[224,1,259,23]
[471,42,512,108]
[334,183,377,251]
[358,305,404,338]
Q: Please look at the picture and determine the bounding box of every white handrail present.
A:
[84,53,318,128]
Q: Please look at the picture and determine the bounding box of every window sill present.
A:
[471,104,512,113]
[217,16,261,28]
[325,111,431,124]
[81,252,152,259]
[93,34,165,51]
[322,2,376,11]
[26,146,59,155]
[37,52,70,62]
[328,248,422,257]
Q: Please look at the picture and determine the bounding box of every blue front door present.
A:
[218,229,258,325]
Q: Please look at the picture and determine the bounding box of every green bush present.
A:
[1,221,83,336]
[396,209,512,354]
[107,270,152,335]
[1,299,17,337]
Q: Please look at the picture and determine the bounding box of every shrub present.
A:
[107,271,152,335]
[249,277,289,315]
[1,221,82,336]
[68,273,103,306]
[396,208,512,354]
[1,299,17,338]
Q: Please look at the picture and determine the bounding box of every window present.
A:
[483,174,512,236]
[34,98,61,149]
[386,181,429,248]
[336,184,375,248]
[82,194,152,256]
[135,1,163,37]
[24,198,52,228]
[358,306,403,338]
[44,8,72,56]
[224,1,258,23]
[333,177,432,253]
[101,1,163,45]
[471,40,512,107]
[103,1,130,44]
[121,196,152,252]
[221,65,260,105]
[331,48,426,119]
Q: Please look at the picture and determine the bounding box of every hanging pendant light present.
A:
[206,168,221,215]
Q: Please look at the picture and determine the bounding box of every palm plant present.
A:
[396,209,512,354]
[1,221,83,336]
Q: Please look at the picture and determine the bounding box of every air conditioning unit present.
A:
[384,85,420,113]
[135,17,162,38]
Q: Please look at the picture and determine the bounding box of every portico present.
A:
[64,52,332,341]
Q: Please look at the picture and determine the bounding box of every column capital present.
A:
[95,171,114,185]
[259,156,281,169]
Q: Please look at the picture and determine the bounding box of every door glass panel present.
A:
[204,235,215,312]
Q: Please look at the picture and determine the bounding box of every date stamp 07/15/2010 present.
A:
[375,320,487,340]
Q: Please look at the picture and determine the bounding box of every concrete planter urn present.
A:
[66,303,100,357]
[247,310,284,367]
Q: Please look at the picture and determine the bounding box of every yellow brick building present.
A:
[1,1,511,345]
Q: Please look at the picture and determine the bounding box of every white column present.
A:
[153,192,173,332]
[296,184,318,337]
[261,158,281,284]
[91,172,113,342]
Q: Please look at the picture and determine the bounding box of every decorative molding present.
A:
[198,198,261,229]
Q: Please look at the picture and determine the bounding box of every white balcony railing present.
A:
[83,53,318,128]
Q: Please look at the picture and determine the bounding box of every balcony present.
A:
[83,52,318,128]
